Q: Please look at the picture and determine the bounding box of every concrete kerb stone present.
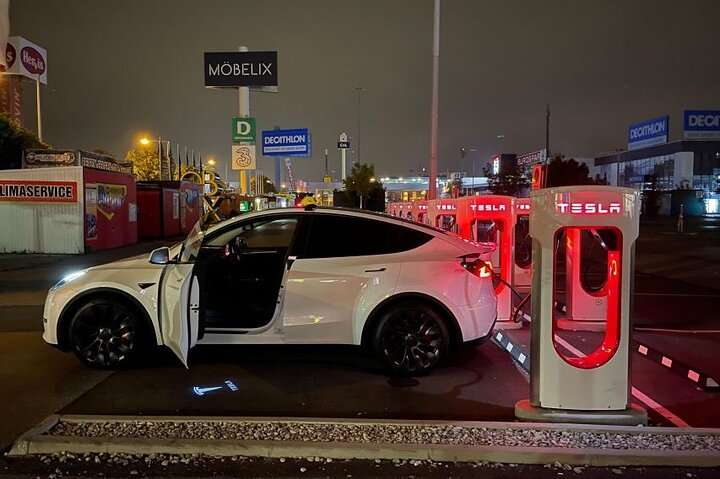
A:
[8,415,720,468]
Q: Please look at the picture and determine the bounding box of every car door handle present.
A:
[364,267,386,272]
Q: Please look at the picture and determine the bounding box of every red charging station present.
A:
[412,200,429,224]
[515,186,647,425]
[456,195,520,328]
[427,198,459,233]
[388,201,413,219]
[556,225,617,331]
[513,197,533,294]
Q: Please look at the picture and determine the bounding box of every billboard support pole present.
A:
[238,46,250,195]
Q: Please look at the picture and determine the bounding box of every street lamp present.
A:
[354,86,365,164]
[0,72,42,142]
[139,136,171,180]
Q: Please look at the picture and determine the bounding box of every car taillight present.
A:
[460,257,492,278]
[479,260,492,278]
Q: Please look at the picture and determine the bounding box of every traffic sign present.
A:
[232,117,256,142]
[232,144,256,170]
[338,141,350,149]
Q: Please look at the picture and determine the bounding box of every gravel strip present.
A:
[48,420,720,451]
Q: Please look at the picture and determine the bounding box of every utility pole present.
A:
[544,103,551,188]
[545,104,551,157]
[428,0,440,199]
[238,45,250,195]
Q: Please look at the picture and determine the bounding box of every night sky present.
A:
[10,0,720,182]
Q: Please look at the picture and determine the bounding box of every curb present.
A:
[8,415,720,468]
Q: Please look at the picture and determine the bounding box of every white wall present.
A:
[0,167,84,254]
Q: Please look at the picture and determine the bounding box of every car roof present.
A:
[202,206,486,253]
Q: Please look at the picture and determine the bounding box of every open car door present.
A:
[159,264,199,367]
[157,223,204,367]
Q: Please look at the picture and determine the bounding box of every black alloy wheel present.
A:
[373,301,450,376]
[69,297,143,369]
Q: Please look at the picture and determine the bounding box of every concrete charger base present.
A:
[515,399,648,426]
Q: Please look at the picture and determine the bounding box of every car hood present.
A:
[86,253,164,272]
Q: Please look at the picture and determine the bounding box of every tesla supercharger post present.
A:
[412,200,429,224]
[515,186,647,425]
[456,195,520,329]
[513,197,533,294]
[427,198,459,233]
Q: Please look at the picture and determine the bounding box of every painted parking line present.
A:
[493,330,693,428]
[552,335,691,429]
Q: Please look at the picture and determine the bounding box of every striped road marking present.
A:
[553,335,691,429]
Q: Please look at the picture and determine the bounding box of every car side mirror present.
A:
[149,247,171,264]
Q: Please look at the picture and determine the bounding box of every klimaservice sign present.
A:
[627,115,668,150]
[262,129,311,157]
[683,110,720,139]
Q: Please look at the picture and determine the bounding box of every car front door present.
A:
[159,225,203,366]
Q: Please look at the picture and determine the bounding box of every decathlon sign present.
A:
[683,110,720,139]
[627,116,668,150]
[204,51,278,87]
[262,128,310,156]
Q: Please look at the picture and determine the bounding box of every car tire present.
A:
[372,300,450,376]
[68,296,146,369]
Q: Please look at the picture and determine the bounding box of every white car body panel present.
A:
[42,256,165,346]
[283,255,402,344]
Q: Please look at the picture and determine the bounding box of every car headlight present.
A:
[50,270,86,292]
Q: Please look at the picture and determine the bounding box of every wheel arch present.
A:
[360,292,463,351]
[56,287,157,351]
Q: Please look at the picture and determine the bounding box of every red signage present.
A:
[556,202,622,215]
[5,42,15,68]
[0,180,78,203]
[20,47,46,75]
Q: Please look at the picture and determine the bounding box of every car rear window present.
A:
[302,214,432,258]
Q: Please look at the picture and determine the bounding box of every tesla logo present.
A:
[556,202,622,214]
[470,204,506,212]
[517,204,531,211]
[438,204,456,211]
[418,204,427,210]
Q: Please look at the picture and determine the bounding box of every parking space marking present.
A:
[552,335,691,429]
[634,292,720,298]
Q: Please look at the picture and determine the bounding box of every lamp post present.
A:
[354,86,365,164]
[1,72,42,142]
[140,136,171,180]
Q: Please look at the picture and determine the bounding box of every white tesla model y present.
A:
[43,207,497,375]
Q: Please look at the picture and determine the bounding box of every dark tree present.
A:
[0,113,50,170]
[343,163,385,210]
[481,164,530,196]
[544,154,595,187]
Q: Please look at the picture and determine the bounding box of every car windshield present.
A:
[179,221,204,263]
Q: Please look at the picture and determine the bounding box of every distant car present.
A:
[42,207,497,375]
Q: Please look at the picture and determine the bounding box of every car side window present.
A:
[302,214,432,259]
[207,217,298,249]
